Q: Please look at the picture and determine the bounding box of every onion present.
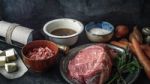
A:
[115,25,129,38]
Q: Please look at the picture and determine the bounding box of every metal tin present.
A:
[142,27,150,35]
[145,35,150,44]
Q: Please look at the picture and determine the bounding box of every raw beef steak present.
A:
[68,44,114,84]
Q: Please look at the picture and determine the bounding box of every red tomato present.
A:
[115,25,129,38]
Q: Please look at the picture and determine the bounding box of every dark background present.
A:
[1,0,150,30]
[0,0,150,84]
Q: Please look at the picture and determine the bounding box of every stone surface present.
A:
[0,32,149,84]
[0,0,150,83]
[0,0,2,20]
[0,0,150,29]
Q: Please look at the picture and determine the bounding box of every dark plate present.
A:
[60,44,140,84]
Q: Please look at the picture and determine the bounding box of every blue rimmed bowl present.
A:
[85,21,114,42]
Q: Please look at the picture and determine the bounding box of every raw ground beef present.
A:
[27,47,54,60]
[68,44,115,84]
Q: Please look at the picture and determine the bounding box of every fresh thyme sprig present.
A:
[107,48,141,84]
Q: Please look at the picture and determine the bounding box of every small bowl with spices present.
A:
[43,18,84,46]
[21,40,59,72]
[85,21,114,42]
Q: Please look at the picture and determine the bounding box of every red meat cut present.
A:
[27,47,54,60]
[68,44,114,84]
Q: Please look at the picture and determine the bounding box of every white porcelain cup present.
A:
[43,18,84,46]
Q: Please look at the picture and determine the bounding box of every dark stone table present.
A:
[0,31,150,84]
[0,0,150,84]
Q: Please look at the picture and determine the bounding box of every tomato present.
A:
[115,25,129,38]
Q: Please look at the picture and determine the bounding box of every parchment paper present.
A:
[11,26,33,45]
[0,49,28,79]
[0,21,11,37]
[0,21,33,45]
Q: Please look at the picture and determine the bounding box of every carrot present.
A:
[144,50,150,59]
[110,41,128,49]
[110,41,136,54]
[110,40,150,58]
[141,44,150,59]
[118,40,131,46]
[129,26,143,44]
[98,72,105,84]
[142,44,150,59]
[131,37,150,79]
[142,44,150,51]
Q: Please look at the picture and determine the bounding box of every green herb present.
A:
[107,48,141,84]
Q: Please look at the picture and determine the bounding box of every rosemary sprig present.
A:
[107,48,140,84]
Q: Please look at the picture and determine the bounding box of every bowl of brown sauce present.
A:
[43,18,84,46]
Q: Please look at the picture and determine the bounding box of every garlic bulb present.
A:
[145,36,150,44]
[142,27,150,35]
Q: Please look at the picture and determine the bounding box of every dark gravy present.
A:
[51,28,76,36]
